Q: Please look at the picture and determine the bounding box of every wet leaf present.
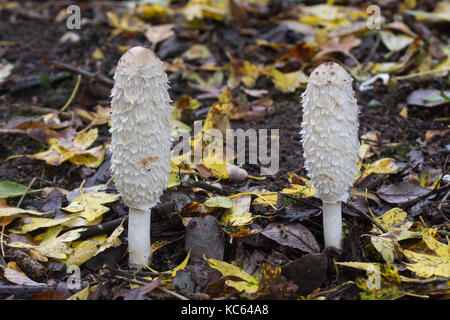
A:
[377,182,429,204]
[0,181,37,199]
[355,158,399,183]
[403,228,450,278]
[261,223,320,254]
[0,265,46,286]
[220,196,253,227]
[204,196,233,208]
[207,258,259,294]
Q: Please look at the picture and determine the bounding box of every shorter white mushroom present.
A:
[301,62,360,250]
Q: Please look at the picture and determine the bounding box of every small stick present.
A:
[10,105,72,119]
[16,177,37,209]
[59,75,81,113]
[51,60,114,86]
[345,201,387,234]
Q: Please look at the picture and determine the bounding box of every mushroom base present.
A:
[128,208,151,268]
[322,201,342,250]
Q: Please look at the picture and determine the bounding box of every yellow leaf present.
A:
[403,227,450,278]
[227,54,260,89]
[207,258,259,293]
[372,207,408,234]
[91,48,104,60]
[264,68,307,93]
[204,196,233,208]
[354,158,398,183]
[282,184,316,198]
[399,107,408,119]
[9,228,86,259]
[422,227,450,258]
[94,220,124,256]
[73,128,98,150]
[62,192,119,222]
[403,250,450,278]
[202,156,229,179]
[67,285,98,300]
[220,196,253,227]
[135,3,169,19]
[16,213,80,233]
[0,207,48,217]
[182,44,212,61]
[66,239,102,267]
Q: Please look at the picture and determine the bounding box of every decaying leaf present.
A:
[261,223,320,254]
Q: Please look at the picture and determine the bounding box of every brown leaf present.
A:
[185,216,225,260]
[377,182,430,204]
[281,252,327,296]
[145,24,174,51]
[261,223,320,254]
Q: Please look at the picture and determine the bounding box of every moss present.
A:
[380,143,413,160]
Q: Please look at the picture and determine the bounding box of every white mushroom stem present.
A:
[322,202,342,249]
[128,208,151,267]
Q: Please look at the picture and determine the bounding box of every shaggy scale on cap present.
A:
[110,46,172,211]
[301,62,360,203]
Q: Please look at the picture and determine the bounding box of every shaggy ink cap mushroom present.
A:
[301,62,360,249]
[110,46,172,267]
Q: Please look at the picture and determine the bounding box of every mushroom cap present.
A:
[307,62,352,87]
[115,46,164,78]
[301,62,360,203]
[110,47,172,210]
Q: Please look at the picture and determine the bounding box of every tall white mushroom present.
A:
[301,62,360,250]
[110,47,172,267]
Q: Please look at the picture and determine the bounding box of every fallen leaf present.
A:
[145,24,174,50]
[407,89,450,108]
[261,223,320,254]
[207,258,259,294]
[0,265,46,286]
[62,192,119,222]
[0,181,38,199]
[377,182,429,204]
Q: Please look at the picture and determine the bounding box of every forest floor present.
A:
[0,0,449,300]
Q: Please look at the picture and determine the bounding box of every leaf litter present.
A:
[0,0,449,301]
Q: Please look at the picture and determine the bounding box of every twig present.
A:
[184,178,230,195]
[16,177,37,209]
[0,129,27,135]
[345,201,387,233]
[110,274,188,300]
[362,31,381,72]
[78,218,127,241]
[10,104,72,119]
[9,72,72,93]
[59,74,81,113]
[0,285,55,299]
[51,60,114,86]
